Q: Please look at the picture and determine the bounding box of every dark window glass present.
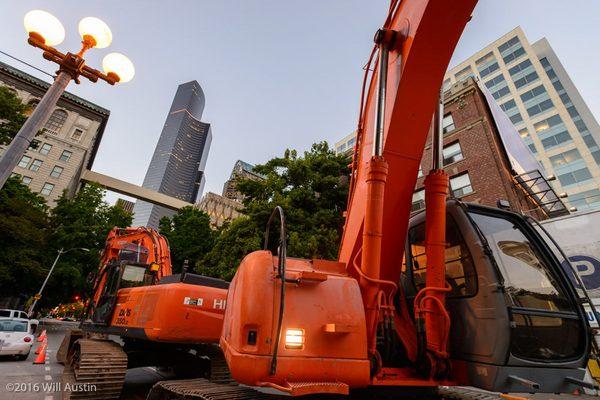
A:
[407,217,477,298]
[510,113,523,124]
[469,212,574,312]
[511,313,584,361]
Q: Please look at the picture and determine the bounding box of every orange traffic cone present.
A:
[37,329,47,342]
[33,341,47,364]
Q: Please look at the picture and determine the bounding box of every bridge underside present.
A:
[80,169,193,211]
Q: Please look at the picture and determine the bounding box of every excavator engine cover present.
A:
[220,250,371,392]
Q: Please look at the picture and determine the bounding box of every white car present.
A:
[0,318,36,360]
[0,309,29,319]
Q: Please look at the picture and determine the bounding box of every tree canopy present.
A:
[0,86,29,146]
[0,176,50,303]
[0,180,132,309]
[198,142,350,279]
[45,183,133,305]
[158,207,214,273]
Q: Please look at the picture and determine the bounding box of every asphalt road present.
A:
[0,320,171,400]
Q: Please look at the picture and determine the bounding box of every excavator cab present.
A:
[402,200,591,393]
[89,240,159,325]
[90,260,157,325]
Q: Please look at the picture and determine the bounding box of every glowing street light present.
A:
[0,10,134,189]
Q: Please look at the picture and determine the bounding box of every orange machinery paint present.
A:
[110,282,227,343]
[221,0,478,394]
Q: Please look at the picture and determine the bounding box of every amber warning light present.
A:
[285,329,305,349]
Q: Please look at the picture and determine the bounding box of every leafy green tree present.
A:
[0,176,50,301]
[196,217,262,280]
[158,207,214,273]
[44,184,132,305]
[198,142,350,279]
[0,86,29,146]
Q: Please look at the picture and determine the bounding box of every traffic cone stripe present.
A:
[33,341,47,364]
[37,329,47,342]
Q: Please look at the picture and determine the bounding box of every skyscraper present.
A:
[132,81,212,228]
[445,27,600,211]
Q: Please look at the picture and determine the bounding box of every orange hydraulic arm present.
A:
[92,226,171,305]
[339,0,477,376]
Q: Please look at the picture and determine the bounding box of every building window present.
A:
[508,59,533,76]
[50,165,64,178]
[59,150,73,162]
[443,142,464,166]
[568,189,600,211]
[18,155,32,168]
[509,113,524,124]
[450,173,474,198]
[411,189,425,212]
[40,182,55,196]
[442,114,455,133]
[71,128,84,141]
[498,36,526,65]
[528,143,538,154]
[29,159,43,172]
[513,72,539,89]
[476,52,500,78]
[39,143,52,156]
[518,128,529,138]
[28,139,41,151]
[557,167,593,187]
[549,149,583,168]
[21,176,32,186]
[44,109,68,134]
[455,65,474,82]
[500,99,517,111]
[417,165,423,178]
[534,114,562,133]
[541,132,572,150]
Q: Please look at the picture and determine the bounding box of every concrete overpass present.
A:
[80,169,193,211]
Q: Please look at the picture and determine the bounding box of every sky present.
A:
[1,1,599,205]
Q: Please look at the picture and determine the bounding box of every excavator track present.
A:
[148,346,559,400]
[62,338,127,399]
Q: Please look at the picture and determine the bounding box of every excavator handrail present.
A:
[263,206,288,375]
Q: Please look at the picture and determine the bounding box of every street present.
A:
[0,319,171,400]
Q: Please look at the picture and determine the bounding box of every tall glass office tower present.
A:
[445,27,600,211]
[132,81,212,228]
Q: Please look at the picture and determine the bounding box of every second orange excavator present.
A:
[58,226,229,399]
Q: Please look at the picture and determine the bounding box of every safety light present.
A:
[285,328,305,349]
[78,17,112,48]
[24,337,32,343]
[102,52,135,83]
[24,10,65,46]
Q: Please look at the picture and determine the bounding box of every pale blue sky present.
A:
[1,1,599,203]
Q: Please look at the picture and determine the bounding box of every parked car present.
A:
[0,318,36,360]
[0,309,29,319]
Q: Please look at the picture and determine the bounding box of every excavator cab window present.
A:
[120,264,154,288]
[118,243,150,264]
[469,211,586,361]
[406,216,477,298]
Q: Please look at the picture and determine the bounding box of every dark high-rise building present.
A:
[132,81,212,228]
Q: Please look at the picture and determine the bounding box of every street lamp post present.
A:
[0,10,134,190]
[28,247,90,316]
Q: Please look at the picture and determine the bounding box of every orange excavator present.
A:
[58,227,229,399]
[211,0,597,398]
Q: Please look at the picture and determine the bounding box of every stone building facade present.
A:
[196,192,243,227]
[0,61,109,206]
